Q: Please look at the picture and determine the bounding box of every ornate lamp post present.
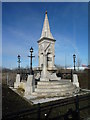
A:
[17,55,21,74]
[28,47,35,75]
[73,54,76,71]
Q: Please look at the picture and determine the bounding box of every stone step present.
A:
[35,86,76,93]
[34,88,77,97]
[37,81,72,86]
[33,80,79,97]
[37,84,74,89]
[35,90,74,95]
[33,87,79,97]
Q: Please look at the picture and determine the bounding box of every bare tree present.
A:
[77,57,82,70]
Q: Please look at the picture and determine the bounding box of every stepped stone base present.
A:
[34,80,80,97]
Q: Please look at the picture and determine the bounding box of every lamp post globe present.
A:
[30,47,33,53]
[73,54,76,59]
[18,55,20,58]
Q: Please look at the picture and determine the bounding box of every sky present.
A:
[2,2,88,69]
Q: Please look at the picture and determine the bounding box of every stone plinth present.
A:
[14,74,20,88]
[48,72,61,81]
[73,74,79,87]
[40,77,49,81]
[40,71,61,81]
[25,75,35,95]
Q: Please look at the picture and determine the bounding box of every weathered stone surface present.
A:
[19,82,26,90]
[38,12,55,69]
[37,12,62,83]
[35,72,40,79]
[47,72,61,81]
[40,77,49,81]
[25,75,35,95]
[73,74,79,87]
[35,80,79,97]
[40,11,54,40]
[14,74,20,88]
[40,70,61,81]
[37,80,71,85]
[37,84,73,89]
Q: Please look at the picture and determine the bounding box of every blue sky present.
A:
[2,2,88,69]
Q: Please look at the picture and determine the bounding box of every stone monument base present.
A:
[40,70,61,81]
[40,77,49,81]
[34,80,79,97]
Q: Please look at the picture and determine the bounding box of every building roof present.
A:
[38,11,55,42]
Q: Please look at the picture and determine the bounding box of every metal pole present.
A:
[75,95,80,120]
[71,69,73,82]
[74,58,75,71]
[30,51,32,74]
[17,55,21,74]
[38,103,41,120]
[28,47,35,75]
[73,54,76,71]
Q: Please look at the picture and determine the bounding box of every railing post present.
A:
[75,95,80,120]
[37,103,41,120]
